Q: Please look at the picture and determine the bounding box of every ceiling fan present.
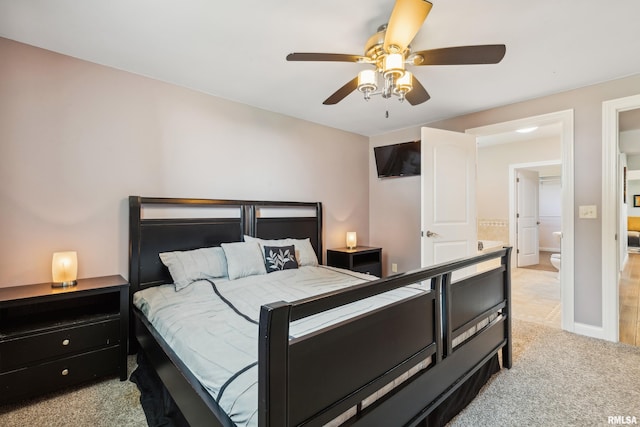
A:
[286,0,506,106]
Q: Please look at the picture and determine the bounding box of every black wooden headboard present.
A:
[128,196,323,293]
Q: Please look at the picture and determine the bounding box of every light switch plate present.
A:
[579,205,597,219]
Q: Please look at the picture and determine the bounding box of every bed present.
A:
[128,196,513,427]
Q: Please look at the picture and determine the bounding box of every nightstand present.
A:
[0,275,129,403]
[326,246,382,277]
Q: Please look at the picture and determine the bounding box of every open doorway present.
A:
[467,109,575,332]
[511,162,563,328]
[602,94,640,342]
[602,100,640,344]
[509,161,562,271]
[621,146,640,345]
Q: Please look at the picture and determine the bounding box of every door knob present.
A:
[426,230,439,238]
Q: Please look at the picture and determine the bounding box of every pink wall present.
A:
[0,38,370,287]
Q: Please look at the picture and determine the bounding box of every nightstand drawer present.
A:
[0,318,120,372]
[0,345,120,402]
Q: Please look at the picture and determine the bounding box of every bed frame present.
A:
[129,196,512,427]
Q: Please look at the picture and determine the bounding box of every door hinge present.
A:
[517,249,520,254]
[516,213,520,218]
[516,177,520,183]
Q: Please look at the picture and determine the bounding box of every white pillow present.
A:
[159,246,228,291]
[244,235,319,267]
[221,241,267,280]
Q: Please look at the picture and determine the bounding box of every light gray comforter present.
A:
[133,266,425,426]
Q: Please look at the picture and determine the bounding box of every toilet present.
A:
[550,231,562,272]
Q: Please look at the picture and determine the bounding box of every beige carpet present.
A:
[449,319,640,426]
[0,356,146,427]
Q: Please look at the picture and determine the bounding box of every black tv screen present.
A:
[374,141,421,178]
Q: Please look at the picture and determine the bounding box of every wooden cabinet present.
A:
[326,246,382,277]
[0,275,129,402]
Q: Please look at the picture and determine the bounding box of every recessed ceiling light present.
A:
[516,126,538,134]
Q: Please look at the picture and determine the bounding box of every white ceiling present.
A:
[2,0,640,137]
[476,123,563,147]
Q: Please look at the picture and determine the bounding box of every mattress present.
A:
[133,266,427,427]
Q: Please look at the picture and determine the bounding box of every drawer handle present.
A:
[61,368,69,376]
[62,339,70,346]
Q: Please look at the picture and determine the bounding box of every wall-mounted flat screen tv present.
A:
[374,140,421,178]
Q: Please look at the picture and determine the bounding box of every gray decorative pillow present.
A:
[264,245,298,273]
[159,246,228,291]
[221,241,267,280]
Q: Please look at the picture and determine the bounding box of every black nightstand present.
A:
[0,275,129,403]
[326,246,382,277]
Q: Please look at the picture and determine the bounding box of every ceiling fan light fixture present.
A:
[286,0,504,108]
[357,69,378,100]
[395,71,413,96]
[382,53,405,79]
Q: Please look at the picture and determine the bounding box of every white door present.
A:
[516,169,540,267]
[421,127,477,275]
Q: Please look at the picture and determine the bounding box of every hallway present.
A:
[620,252,640,346]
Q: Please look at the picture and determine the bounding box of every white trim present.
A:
[573,322,605,340]
[601,93,640,342]
[467,109,575,333]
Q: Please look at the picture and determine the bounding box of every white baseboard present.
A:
[539,246,561,252]
[573,322,606,340]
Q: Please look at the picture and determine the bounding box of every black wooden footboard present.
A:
[260,291,438,426]
[259,247,512,427]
